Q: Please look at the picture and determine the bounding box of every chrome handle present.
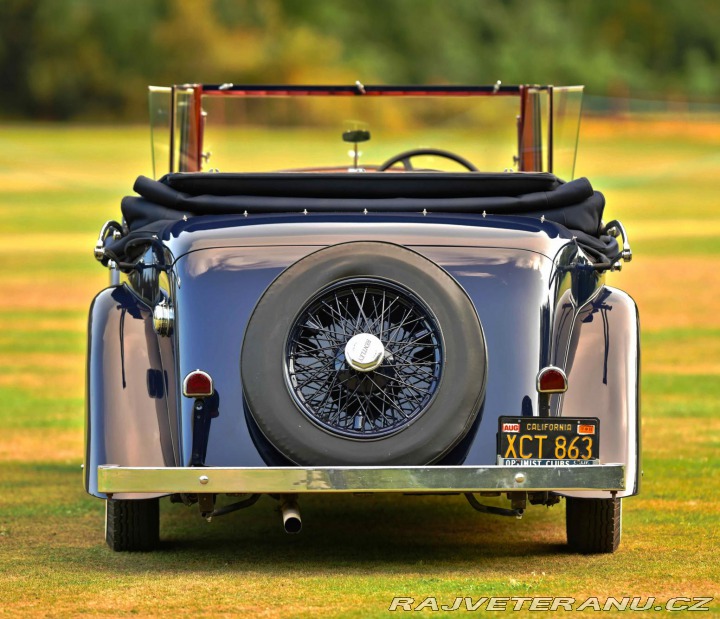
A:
[94,220,124,261]
[604,219,632,269]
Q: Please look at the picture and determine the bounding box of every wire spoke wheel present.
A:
[242,241,486,465]
[286,278,443,438]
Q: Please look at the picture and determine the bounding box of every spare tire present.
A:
[241,241,486,465]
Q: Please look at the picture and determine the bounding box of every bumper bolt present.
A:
[514,473,526,483]
[199,475,209,485]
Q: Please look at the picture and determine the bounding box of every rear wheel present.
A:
[105,498,160,552]
[566,496,621,554]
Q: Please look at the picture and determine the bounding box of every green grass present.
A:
[633,235,720,255]
[0,389,83,429]
[0,197,123,234]
[0,118,719,617]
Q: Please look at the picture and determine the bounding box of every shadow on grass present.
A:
[2,463,576,580]
[75,494,570,575]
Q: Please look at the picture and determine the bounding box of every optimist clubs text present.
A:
[388,596,713,612]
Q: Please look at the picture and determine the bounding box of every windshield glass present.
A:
[552,86,584,181]
[202,95,520,174]
[149,85,584,180]
[148,86,171,179]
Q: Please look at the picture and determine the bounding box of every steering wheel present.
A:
[378,148,478,172]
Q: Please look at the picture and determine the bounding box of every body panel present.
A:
[162,212,573,260]
[85,286,179,498]
[87,215,639,496]
[172,238,558,468]
[556,287,641,498]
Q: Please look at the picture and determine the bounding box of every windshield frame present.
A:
[149,83,582,179]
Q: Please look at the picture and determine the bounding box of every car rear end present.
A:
[86,83,638,553]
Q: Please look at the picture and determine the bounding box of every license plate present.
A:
[497,416,600,465]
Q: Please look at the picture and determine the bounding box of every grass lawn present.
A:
[0,117,718,617]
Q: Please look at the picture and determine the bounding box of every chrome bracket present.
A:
[94,220,124,262]
[605,219,633,267]
[197,493,215,520]
[153,298,175,336]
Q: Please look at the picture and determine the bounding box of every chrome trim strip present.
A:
[98,464,625,494]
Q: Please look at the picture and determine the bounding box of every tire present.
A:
[105,498,160,552]
[566,496,622,554]
[241,241,487,465]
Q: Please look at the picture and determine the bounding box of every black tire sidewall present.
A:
[241,241,487,465]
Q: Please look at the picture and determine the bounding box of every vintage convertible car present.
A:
[86,83,639,553]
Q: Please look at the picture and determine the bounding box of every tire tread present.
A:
[566,496,621,554]
[106,498,160,552]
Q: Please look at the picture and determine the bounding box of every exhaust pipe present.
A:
[280,495,302,534]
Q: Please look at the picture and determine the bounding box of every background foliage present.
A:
[1,0,719,120]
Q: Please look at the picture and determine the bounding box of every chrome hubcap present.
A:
[345,333,385,372]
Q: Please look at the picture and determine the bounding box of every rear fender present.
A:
[85,285,178,499]
[556,286,641,498]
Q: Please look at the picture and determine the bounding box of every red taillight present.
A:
[183,370,214,397]
[537,366,568,394]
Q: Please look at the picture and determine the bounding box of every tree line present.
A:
[1,0,718,120]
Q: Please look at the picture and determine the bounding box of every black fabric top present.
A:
[159,171,562,199]
[105,172,619,267]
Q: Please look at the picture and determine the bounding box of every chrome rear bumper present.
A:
[98,464,625,495]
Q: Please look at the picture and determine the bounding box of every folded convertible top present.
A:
[107,172,618,267]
